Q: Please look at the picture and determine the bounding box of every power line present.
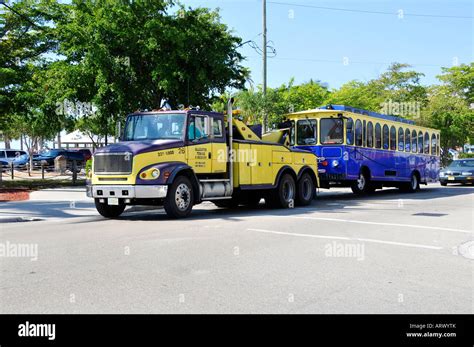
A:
[268,1,474,20]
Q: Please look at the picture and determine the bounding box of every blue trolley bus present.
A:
[280,105,440,194]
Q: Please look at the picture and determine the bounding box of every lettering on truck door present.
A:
[187,114,212,173]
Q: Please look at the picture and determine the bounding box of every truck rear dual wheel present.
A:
[95,199,126,218]
[164,175,194,218]
[296,173,315,206]
[271,173,296,208]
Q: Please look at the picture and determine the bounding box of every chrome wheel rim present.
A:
[357,174,366,190]
[175,183,191,211]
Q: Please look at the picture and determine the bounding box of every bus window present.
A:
[424,132,430,154]
[398,127,404,151]
[383,125,389,150]
[375,123,381,149]
[320,118,343,144]
[418,131,423,153]
[367,122,374,148]
[412,130,417,153]
[390,126,396,150]
[405,129,411,152]
[437,134,440,155]
[431,134,436,155]
[346,118,354,145]
[355,119,362,146]
[297,119,317,145]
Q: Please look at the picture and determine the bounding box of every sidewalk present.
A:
[0,187,96,223]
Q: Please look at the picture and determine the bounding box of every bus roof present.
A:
[288,104,416,125]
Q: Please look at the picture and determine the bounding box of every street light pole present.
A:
[262,0,267,134]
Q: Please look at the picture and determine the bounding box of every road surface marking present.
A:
[272,216,472,234]
[247,228,444,250]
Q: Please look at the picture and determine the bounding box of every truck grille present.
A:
[94,153,133,175]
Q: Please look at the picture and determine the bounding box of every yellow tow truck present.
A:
[87,101,319,218]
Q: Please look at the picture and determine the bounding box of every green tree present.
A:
[234,79,329,127]
[421,63,474,163]
[53,0,248,141]
[0,0,67,162]
[324,63,428,116]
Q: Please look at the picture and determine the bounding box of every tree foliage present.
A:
[52,0,248,138]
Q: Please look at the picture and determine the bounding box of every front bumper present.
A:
[439,176,474,183]
[87,185,168,199]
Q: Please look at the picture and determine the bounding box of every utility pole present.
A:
[262,0,267,134]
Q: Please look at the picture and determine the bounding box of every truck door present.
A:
[186,114,212,173]
[210,116,227,174]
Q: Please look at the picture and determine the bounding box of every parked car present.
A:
[439,159,474,186]
[33,149,85,171]
[70,148,93,161]
[0,149,28,169]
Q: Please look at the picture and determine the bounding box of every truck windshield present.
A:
[320,118,344,144]
[124,113,186,141]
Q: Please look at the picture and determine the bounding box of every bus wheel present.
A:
[400,173,419,193]
[351,172,370,195]
[271,173,296,208]
[164,175,194,218]
[94,199,126,218]
[296,173,315,206]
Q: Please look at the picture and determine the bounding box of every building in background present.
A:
[54,130,115,149]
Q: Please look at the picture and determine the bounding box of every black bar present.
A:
[0,314,471,346]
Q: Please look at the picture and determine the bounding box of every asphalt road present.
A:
[0,184,473,313]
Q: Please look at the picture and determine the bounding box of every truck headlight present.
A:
[151,169,160,178]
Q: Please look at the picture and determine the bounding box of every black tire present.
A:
[351,171,371,195]
[164,175,194,218]
[400,173,419,193]
[270,173,296,208]
[296,173,315,206]
[440,182,447,186]
[95,198,126,218]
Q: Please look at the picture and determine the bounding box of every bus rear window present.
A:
[320,118,343,144]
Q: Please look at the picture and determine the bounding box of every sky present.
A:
[185,0,473,90]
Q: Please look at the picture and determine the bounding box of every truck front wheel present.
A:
[94,199,126,218]
[164,175,194,218]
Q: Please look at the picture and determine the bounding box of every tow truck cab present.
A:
[87,107,319,218]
